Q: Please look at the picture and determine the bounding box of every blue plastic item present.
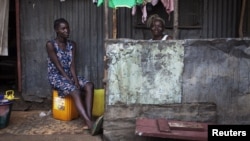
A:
[0,101,13,128]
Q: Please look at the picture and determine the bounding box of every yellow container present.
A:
[52,90,79,121]
[92,89,105,117]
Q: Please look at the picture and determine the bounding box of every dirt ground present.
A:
[0,89,103,141]
[0,106,103,141]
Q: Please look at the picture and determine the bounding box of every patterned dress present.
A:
[47,39,88,97]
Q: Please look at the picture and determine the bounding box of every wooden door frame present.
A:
[15,0,21,92]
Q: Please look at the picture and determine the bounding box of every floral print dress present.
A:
[47,40,88,97]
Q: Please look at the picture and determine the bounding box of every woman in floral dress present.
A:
[46,18,94,130]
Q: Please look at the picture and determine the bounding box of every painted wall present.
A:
[106,39,183,105]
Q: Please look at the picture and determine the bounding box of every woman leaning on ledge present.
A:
[147,14,173,40]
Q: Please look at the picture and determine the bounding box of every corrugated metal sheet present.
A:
[19,0,246,100]
[20,0,107,100]
[244,0,250,37]
[202,0,241,38]
[116,0,243,39]
[52,0,105,88]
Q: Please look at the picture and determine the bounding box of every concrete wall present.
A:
[103,38,250,141]
[106,40,184,105]
[182,38,250,124]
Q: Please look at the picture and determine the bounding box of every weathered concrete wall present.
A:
[182,39,250,124]
[104,38,250,141]
[103,103,216,141]
[106,39,183,105]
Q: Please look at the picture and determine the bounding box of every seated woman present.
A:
[46,18,103,135]
[146,14,173,40]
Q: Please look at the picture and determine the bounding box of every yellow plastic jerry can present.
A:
[92,89,105,117]
[52,90,79,121]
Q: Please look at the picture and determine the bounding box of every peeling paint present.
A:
[106,40,184,105]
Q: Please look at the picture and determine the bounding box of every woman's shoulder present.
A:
[67,40,76,45]
[47,39,58,44]
[67,40,77,50]
[46,40,55,47]
[162,35,173,40]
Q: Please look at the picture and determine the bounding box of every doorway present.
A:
[0,0,17,92]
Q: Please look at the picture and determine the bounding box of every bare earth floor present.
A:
[1,110,89,135]
[0,110,103,141]
[0,90,103,141]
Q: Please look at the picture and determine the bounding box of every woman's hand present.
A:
[75,82,80,89]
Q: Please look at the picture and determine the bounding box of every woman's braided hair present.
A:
[146,14,165,28]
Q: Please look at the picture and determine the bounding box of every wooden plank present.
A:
[15,0,21,92]
[239,0,246,38]
[157,119,171,132]
[135,118,208,141]
[173,0,179,39]
[168,121,204,131]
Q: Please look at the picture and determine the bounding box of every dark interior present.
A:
[0,0,17,91]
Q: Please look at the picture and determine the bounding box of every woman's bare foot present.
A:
[86,120,93,130]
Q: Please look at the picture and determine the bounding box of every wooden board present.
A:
[135,118,208,141]
[157,119,171,132]
[168,120,204,131]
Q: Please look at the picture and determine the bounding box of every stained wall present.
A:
[103,38,250,141]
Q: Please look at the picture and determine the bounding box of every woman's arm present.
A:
[46,41,71,81]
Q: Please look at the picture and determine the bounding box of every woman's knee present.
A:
[85,82,94,90]
[70,89,81,97]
